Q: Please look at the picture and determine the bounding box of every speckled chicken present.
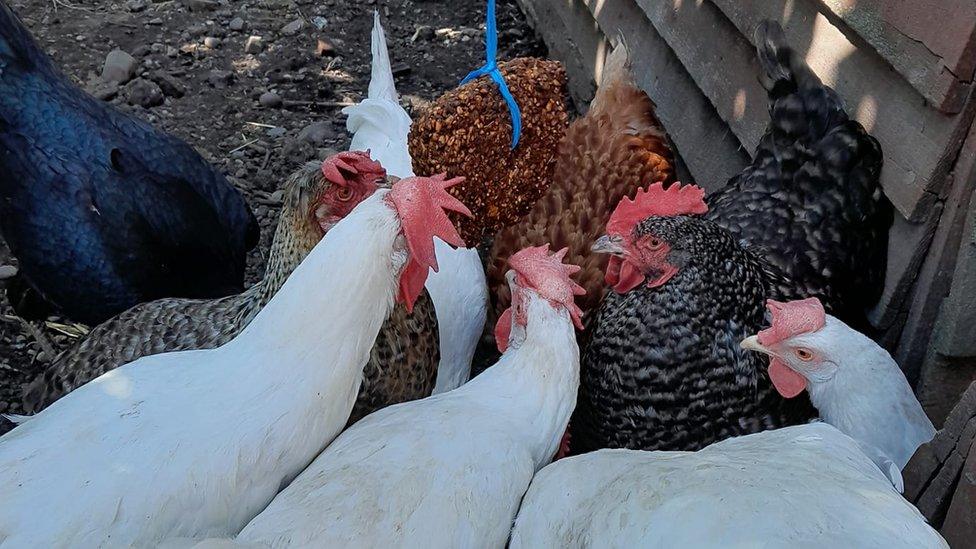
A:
[20,154,439,426]
[488,42,673,317]
[408,57,570,244]
[570,21,892,455]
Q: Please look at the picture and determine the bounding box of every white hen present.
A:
[740,297,935,469]
[343,12,488,394]
[0,175,468,547]
[235,245,583,547]
[511,423,947,548]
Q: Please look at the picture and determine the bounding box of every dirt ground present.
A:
[0,0,547,417]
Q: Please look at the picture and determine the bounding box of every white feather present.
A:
[0,192,404,547]
[237,291,579,547]
[785,316,936,469]
[344,11,487,394]
[511,423,947,548]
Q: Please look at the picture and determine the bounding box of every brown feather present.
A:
[487,44,674,318]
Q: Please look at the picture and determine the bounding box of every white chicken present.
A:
[0,175,469,547]
[510,423,947,548]
[234,245,584,547]
[740,297,936,469]
[343,12,488,394]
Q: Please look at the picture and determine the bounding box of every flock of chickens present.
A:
[0,2,951,547]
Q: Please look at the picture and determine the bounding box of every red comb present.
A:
[606,182,708,237]
[758,297,826,345]
[509,245,586,330]
[321,150,385,187]
[387,174,472,312]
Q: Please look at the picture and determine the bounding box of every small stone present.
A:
[125,0,148,12]
[391,63,411,77]
[150,42,165,53]
[101,49,138,84]
[203,36,221,48]
[315,38,336,57]
[244,35,263,54]
[131,45,151,57]
[258,91,282,108]
[0,265,18,280]
[207,69,234,88]
[411,25,434,42]
[280,18,304,36]
[148,17,163,26]
[165,46,179,57]
[282,138,314,164]
[87,80,120,101]
[310,16,327,31]
[125,78,164,108]
[149,71,186,98]
[187,24,208,38]
[297,121,335,146]
[228,17,245,32]
[265,126,286,139]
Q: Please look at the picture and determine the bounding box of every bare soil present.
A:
[0,0,546,417]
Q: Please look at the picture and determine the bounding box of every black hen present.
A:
[0,3,258,324]
[570,21,891,454]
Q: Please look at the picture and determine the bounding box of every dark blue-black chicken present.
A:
[0,2,257,324]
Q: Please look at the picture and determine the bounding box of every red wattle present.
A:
[494,307,513,353]
[769,358,807,398]
[613,259,645,293]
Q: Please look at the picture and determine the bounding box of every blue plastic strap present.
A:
[461,0,522,149]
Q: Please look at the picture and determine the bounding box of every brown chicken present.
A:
[409,58,570,245]
[487,43,674,318]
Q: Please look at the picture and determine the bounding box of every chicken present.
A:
[706,21,891,325]
[741,297,935,469]
[348,12,487,394]
[0,2,257,325]
[489,41,673,316]
[408,57,570,244]
[17,152,440,428]
[234,245,583,548]
[0,174,468,547]
[571,21,891,455]
[510,423,947,548]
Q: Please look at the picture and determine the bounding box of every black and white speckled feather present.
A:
[572,21,889,454]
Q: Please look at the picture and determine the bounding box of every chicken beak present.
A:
[592,234,625,256]
[740,335,771,355]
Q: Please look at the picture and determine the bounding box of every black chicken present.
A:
[0,3,257,324]
[570,21,892,454]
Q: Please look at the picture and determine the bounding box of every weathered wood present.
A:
[934,191,976,358]
[942,437,976,547]
[517,0,598,110]
[868,207,943,343]
[818,0,976,113]
[891,154,976,384]
[898,383,976,522]
[706,0,976,221]
[575,0,750,191]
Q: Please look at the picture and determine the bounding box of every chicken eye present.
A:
[335,186,354,202]
[646,237,664,250]
[795,348,814,361]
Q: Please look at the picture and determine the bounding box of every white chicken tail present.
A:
[343,11,413,177]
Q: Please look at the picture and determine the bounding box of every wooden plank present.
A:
[942,437,976,546]
[516,0,597,110]
[819,0,976,113]
[702,0,976,221]
[579,0,750,190]
[935,192,976,357]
